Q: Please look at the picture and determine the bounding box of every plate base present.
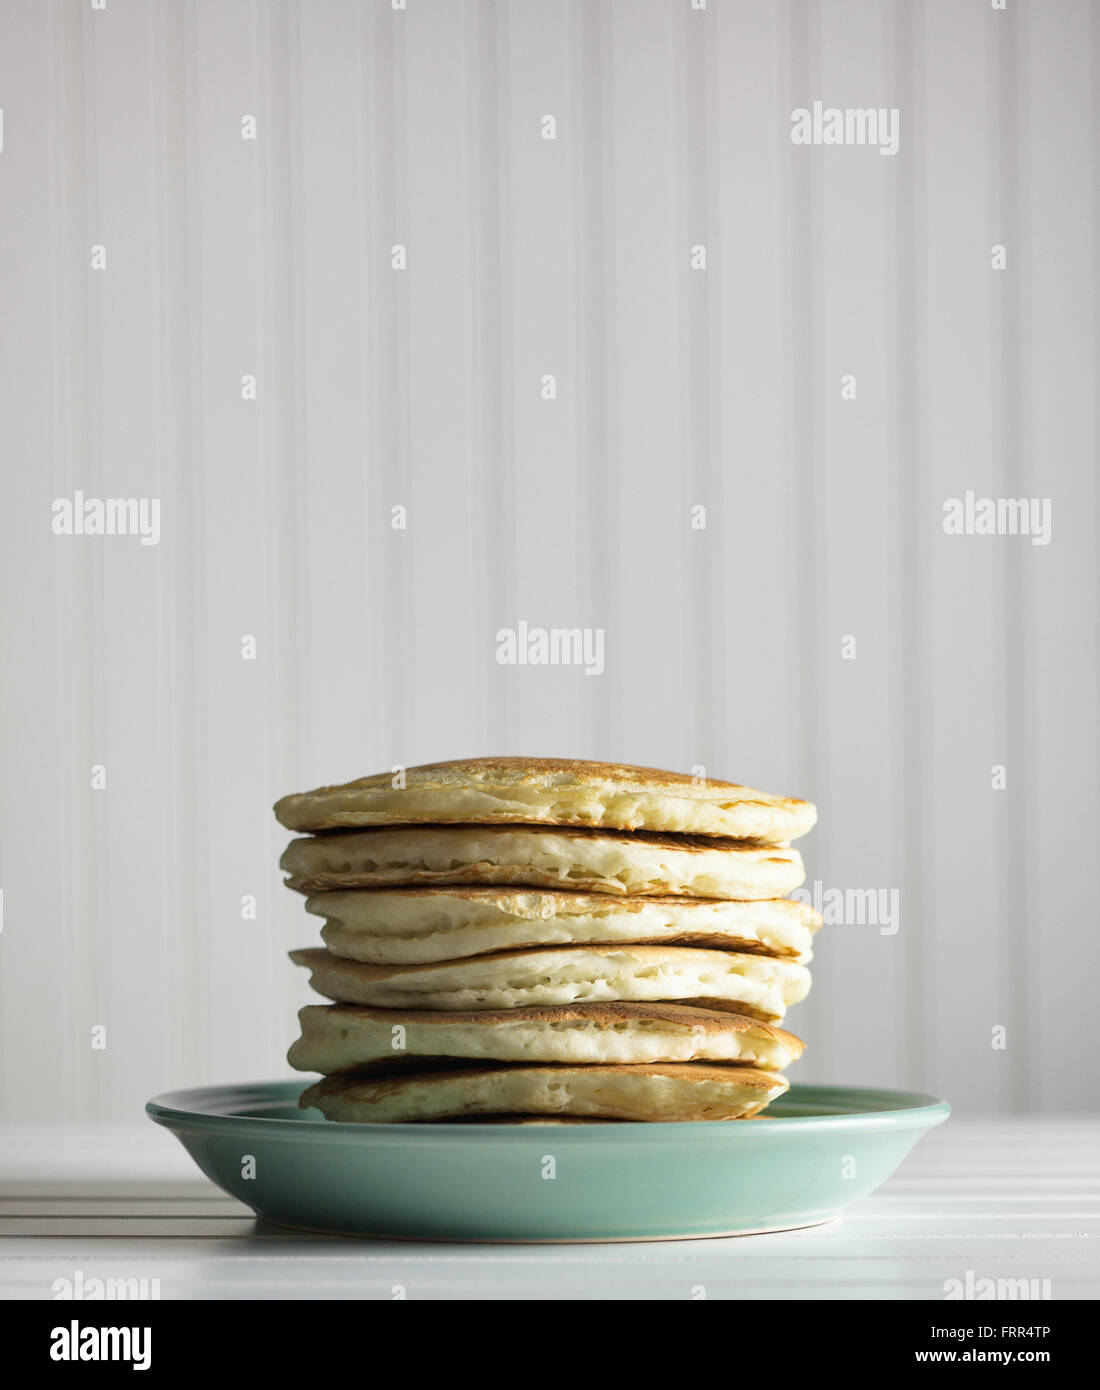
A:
[147,1080,950,1243]
[254,1213,840,1244]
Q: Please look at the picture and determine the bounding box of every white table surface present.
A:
[2,1118,1097,1300]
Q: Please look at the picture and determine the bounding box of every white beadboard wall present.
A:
[0,0,1096,1121]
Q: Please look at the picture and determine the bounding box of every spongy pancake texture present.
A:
[308,888,819,964]
[290,944,811,1022]
[301,1061,790,1123]
[288,1000,805,1073]
[274,757,816,844]
[281,825,805,900]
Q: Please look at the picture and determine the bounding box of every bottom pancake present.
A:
[438,1116,619,1125]
[300,1062,788,1123]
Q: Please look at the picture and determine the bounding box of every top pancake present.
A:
[274,757,816,845]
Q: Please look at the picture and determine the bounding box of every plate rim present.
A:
[146,1078,951,1143]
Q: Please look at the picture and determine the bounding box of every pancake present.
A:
[290,944,810,1021]
[300,1062,789,1123]
[308,888,819,964]
[441,1116,617,1125]
[275,757,816,844]
[281,825,805,899]
[288,1000,804,1074]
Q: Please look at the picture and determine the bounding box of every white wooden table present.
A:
[2,1119,1097,1300]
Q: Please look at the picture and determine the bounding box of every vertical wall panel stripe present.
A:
[151,0,199,1094]
[576,0,616,757]
[148,0,171,1097]
[923,1,1002,1113]
[82,0,105,1119]
[783,0,828,1064]
[887,0,932,1091]
[358,0,386,776]
[468,0,515,752]
[365,1,412,765]
[184,0,210,1085]
[1027,0,1099,1112]
[679,2,717,765]
[50,0,79,1119]
[701,8,724,768]
[503,2,580,758]
[993,0,1030,1112]
[710,3,798,800]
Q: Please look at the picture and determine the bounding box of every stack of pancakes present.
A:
[275,758,820,1124]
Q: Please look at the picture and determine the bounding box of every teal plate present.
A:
[147,1081,949,1243]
